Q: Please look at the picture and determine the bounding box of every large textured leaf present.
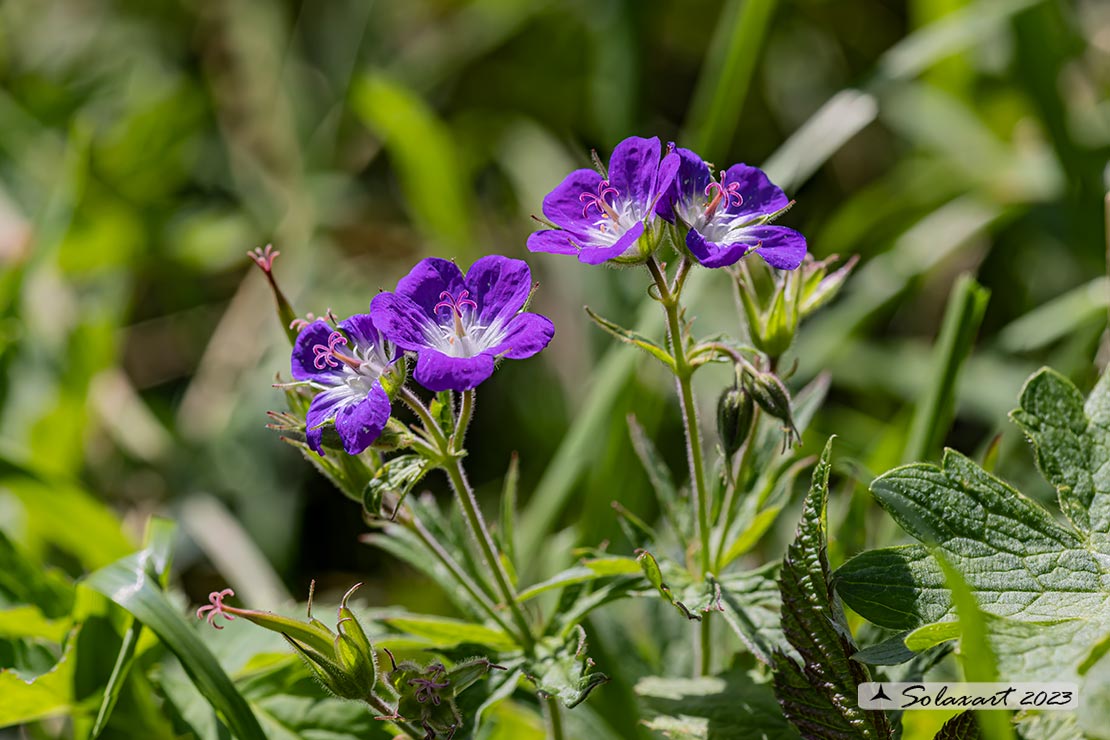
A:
[635,667,800,740]
[834,445,1107,683]
[772,438,892,740]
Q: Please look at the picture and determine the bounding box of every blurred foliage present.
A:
[0,0,1108,737]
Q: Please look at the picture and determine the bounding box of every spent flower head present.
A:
[527,135,679,265]
[370,255,554,392]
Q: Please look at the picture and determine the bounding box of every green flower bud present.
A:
[745,371,798,446]
[717,384,755,456]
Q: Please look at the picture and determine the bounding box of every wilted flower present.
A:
[291,315,397,456]
[196,583,378,702]
[527,136,679,265]
[657,147,806,270]
[370,256,554,392]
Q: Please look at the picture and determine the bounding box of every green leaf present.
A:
[771,437,893,740]
[363,454,433,518]
[584,306,675,370]
[934,711,980,740]
[0,453,132,570]
[88,518,177,739]
[627,414,682,531]
[0,626,78,726]
[1010,367,1110,553]
[903,273,990,463]
[636,666,800,740]
[516,557,641,602]
[500,453,520,569]
[835,443,1110,683]
[717,564,788,666]
[934,554,1014,740]
[381,613,516,652]
[85,549,266,740]
[525,628,608,709]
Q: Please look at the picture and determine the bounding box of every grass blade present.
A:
[903,273,990,463]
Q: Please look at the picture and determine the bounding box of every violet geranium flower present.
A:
[370,256,554,392]
[527,135,679,265]
[657,147,806,270]
[291,315,397,456]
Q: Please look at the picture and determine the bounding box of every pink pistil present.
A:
[248,244,280,273]
[196,588,236,629]
[312,331,350,369]
[580,180,620,219]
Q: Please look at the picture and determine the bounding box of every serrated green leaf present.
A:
[636,666,800,740]
[934,711,980,740]
[836,443,1110,683]
[1010,367,1110,552]
[716,564,787,666]
[772,437,893,740]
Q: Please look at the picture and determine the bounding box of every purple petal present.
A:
[687,225,808,270]
[304,387,347,454]
[577,220,645,265]
[292,320,345,382]
[465,255,533,326]
[656,146,709,221]
[370,292,436,351]
[686,229,749,269]
[393,258,467,317]
[334,383,391,455]
[527,229,579,256]
[751,225,808,270]
[541,168,604,232]
[486,312,555,359]
[607,136,661,206]
[413,349,496,392]
[722,163,790,217]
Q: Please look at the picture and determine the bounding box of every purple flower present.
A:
[527,136,679,265]
[657,147,806,270]
[291,315,397,456]
[370,256,554,392]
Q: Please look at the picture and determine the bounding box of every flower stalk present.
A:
[646,256,715,676]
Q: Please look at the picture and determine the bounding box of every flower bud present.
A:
[716,385,754,456]
[744,371,798,445]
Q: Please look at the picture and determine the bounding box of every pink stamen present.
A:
[247,244,280,273]
[704,180,743,209]
[196,588,236,630]
[433,290,478,317]
[312,331,349,369]
[580,179,620,218]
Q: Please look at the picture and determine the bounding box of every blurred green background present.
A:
[0,0,1108,736]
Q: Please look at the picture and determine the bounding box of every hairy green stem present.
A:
[453,388,475,453]
[647,257,714,676]
[367,694,417,739]
[544,695,566,740]
[402,511,516,638]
